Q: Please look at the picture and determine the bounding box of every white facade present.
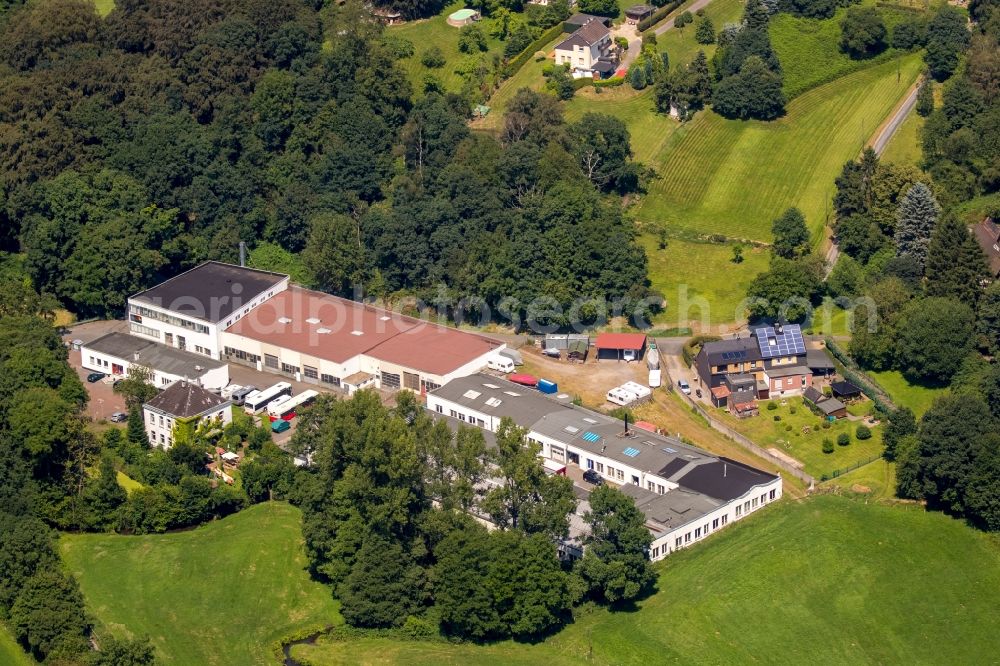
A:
[128,276,289,360]
[81,345,229,391]
[427,380,783,562]
[143,402,232,450]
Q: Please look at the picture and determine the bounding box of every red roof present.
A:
[594,332,647,350]
[711,386,731,399]
[226,286,501,376]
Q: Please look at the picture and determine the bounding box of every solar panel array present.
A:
[720,350,747,361]
[622,447,640,458]
[582,431,600,443]
[754,324,805,358]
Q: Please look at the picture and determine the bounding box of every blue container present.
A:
[537,379,558,394]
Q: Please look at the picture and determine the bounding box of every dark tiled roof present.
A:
[131,261,287,323]
[700,337,761,366]
[556,18,610,50]
[146,380,229,418]
[565,12,609,26]
[817,397,846,415]
[806,348,835,370]
[831,380,861,397]
[764,365,812,378]
[84,332,226,377]
[803,386,825,405]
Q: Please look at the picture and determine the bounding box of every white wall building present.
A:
[81,332,229,391]
[220,286,504,394]
[428,374,782,561]
[127,261,288,360]
[143,380,232,449]
[553,18,614,77]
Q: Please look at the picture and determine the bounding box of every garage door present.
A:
[403,372,420,390]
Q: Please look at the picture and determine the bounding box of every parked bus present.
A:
[267,390,319,421]
[243,382,292,414]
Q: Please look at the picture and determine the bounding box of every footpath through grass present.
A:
[635,53,923,243]
[60,502,340,666]
[293,495,1000,665]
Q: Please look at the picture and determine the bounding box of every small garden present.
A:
[716,396,884,478]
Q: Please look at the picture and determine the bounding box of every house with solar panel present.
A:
[695,324,815,411]
[427,374,782,561]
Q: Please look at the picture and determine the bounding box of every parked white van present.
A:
[648,369,662,388]
[487,355,516,373]
[606,386,638,406]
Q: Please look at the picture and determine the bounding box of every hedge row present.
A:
[593,76,626,88]
[505,23,565,78]
[638,0,684,32]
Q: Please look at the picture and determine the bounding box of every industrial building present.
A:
[80,332,229,391]
[428,374,782,560]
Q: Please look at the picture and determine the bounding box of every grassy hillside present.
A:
[60,502,340,666]
[657,0,745,67]
[293,495,1000,665]
[564,87,677,164]
[880,105,924,167]
[634,53,922,243]
[770,4,913,99]
[0,625,35,666]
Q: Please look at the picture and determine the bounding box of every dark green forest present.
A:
[0,0,655,324]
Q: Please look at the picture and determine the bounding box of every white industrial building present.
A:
[428,374,782,561]
[127,261,289,360]
[220,285,505,394]
[80,332,229,391]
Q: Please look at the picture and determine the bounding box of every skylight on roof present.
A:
[503,391,520,397]
[583,417,598,424]
[582,432,600,443]
[485,397,502,407]
[351,330,363,336]
[380,315,391,321]
[662,447,677,454]
[482,383,500,389]
[623,447,640,458]
[277,317,292,324]
[306,317,320,324]
[564,425,579,434]
[463,390,481,400]
[316,327,331,334]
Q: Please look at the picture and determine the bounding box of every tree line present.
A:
[0,0,656,326]
[291,391,657,639]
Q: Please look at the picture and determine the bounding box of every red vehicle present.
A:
[508,373,538,387]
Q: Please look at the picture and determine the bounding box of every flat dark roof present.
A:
[674,458,778,502]
[130,262,287,323]
[83,332,226,376]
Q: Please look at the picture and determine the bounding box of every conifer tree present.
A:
[894,182,939,270]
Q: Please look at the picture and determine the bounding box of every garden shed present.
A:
[594,332,646,361]
[830,381,862,401]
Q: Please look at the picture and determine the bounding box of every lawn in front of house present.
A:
[656,0,745,68]
[716,396,884,478]
[60,502,341,666]
[867,369,947,418]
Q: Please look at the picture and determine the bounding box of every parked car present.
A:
[677,379,691,395]
[623,349,637,362]
[582,469,603,486]
[542,347,561,358]
[271,419,291,433]
[109,412,127,423]
[86,372,106,383]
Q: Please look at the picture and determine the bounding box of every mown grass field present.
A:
[823,457,898,499]
[389,2,504,94]
[634,53,923,243]
[868,369,947,417]
[716,396,884,478]
[564,87,676,164]
[657,0,745,67]
[642,236,770,326]
[473,38,558,132]
[880,104,925,167]
[293,495,1000,665]
[60,502,340,666]
[0,625,35,666]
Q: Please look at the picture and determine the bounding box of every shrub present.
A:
[837,433,851,446]
[822,439,835,454]
[458,25,487,54]
[822,421,831,429]
[766,401,778,410]
[628,64,647,90]
[675,10,694,27]
[789,406,797,415]
[856,424,872,440]
[784,424,792,431]
[695,15,715,44]
[773,415,781,422]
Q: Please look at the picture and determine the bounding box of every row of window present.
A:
[130,322,161,339]
[435,404,487,428]
[674,515,730,550]
[129,305,209,334]
[224,346,260,364]
[222,290,277,329]
[734,489,776,518]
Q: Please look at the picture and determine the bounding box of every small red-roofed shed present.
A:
[594,332,647,362]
